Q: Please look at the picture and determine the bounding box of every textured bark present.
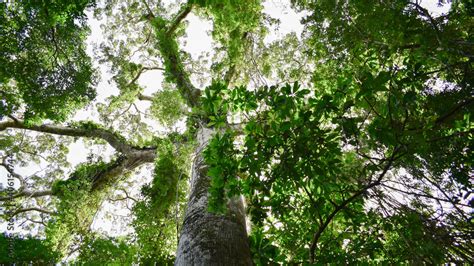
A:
[88,149,156,191]
[175,128,252,266]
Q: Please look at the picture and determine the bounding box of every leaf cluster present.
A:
[75,235,137,265]
[0,234,59,264]
[150,85,187,127]
[203,131,240,213]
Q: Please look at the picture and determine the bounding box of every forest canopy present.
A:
[0,0,472,264]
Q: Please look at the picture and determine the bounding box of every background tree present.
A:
[0,0,472,264]
[0,0,97,122]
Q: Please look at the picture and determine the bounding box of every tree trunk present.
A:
[175,128,252,266]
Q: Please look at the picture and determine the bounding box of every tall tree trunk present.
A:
[175,128,252,266]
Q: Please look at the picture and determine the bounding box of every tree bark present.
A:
[149,5,252,263]
[175,128,252,266]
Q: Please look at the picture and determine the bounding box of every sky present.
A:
[0,0,453,239]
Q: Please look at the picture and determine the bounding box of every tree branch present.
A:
[381,183,471,208]
[141,0,155,19]
[152,4,201,107]
[0,190,53,201]
[309,146,400,263]
[435,97,473,124]
[224,32,249,85]
[8,207,54,218]
[138,93,154,101]
[408,2,442,44]
[127,66,165,89]
[1,158,25,188]
[109,188,138,203]
[24,217,47,227]
[166,4,192,36]
[0,119,153,154]
[0,120,157,202]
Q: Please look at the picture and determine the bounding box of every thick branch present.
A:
[152,4,201,107]
[224,65,237,85]
[87,150,156,192]
[0,119,150,154]
[1,150,155,202]
[8,207,54,218]
[1,120,157,202]
[166,4,192,36]
[223,32,249,85]
[0,190,53,201]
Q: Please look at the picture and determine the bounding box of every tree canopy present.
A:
[0,0,472,264]
[0,0,97,123]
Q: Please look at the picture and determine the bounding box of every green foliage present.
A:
[0,234,59,264]
[76,235,137,265]
[203,131,240,213]
[144,151,179,216]
[381,209,450,264]
[73,120,132,146]
[72,120,103,131]
[52,160,113,195]
[193,0,262,71]
[151,15,200,107]
[2,0,472,264]
[206,73,471,263]
[150,86,187,126]
[202,80,258,126]
[152,18,182,85]
[256,33,312,83]
[131,137,192,263]
[202,80,229,127]
[0,0,97,122]
[47,159,122,257]
[0,135,15,150]
[249,227,284,265]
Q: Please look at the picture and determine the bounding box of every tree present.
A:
[0,0,472,264]
[0,0,97,122]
